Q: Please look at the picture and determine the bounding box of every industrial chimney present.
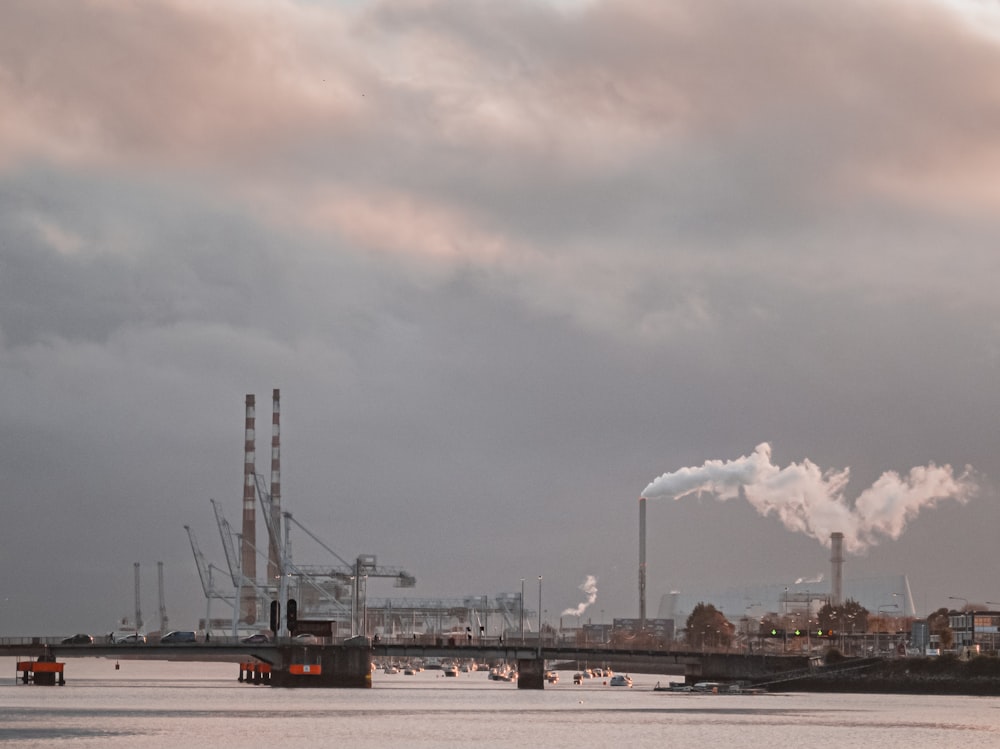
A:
[241,394,257,623]
[267,389,282,582]
[639,496,647,629]
[830,532,844,607]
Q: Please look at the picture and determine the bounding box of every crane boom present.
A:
[184,525,212,597]
[254,473,284,576]
[283,511,352,569]
[211,498,242,588]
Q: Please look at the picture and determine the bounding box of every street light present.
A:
[520,578,525,644]
[349,575,357,638]
[876,605,897,654]
[783,586,789,652]
[949,596,969,648]
[538,576,543,650]
[362,574,369,638]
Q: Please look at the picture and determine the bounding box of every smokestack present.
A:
[639,497,646,628]
[241,394,257,623]
[267,389,282,582]
[830,532,844,607]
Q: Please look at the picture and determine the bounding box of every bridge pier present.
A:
[516,657,545,690]
[239,662,271,684]
[269,643,372,688]
[16,654,65,686]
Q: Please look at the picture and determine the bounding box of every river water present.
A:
[3,658,1000,748]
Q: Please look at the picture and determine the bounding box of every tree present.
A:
[685,602,735,650]
[927,607,954,650]
[818,598,868,633]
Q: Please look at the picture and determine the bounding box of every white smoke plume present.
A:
[561,575,598,617]
[795,574,824,584]
[641,443,976,554]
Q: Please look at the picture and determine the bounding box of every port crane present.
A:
[184,523,240,635]
[252,474,416,637]
[187,478,417,638]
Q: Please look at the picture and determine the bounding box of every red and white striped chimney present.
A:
[267,389,282,582]
[241,394,257,623]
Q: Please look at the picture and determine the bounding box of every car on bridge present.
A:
[241,633,272,644]
[117,633,147,645]
[61,633,94,645]
[160,630,197,644]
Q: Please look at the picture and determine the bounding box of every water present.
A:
[4,658,1000,748]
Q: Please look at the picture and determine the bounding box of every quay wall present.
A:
[784,655,1000,696]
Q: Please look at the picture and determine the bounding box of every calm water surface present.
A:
[3,658,1000,748]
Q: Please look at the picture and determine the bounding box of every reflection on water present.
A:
[2,659,1000,748]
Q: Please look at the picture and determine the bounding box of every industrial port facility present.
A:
[180,389,535,643]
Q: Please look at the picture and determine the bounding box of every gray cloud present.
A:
[2,0,1000,635]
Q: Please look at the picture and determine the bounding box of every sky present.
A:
[3,0,1000,636]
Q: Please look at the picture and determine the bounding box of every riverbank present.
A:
[775,654,1000,696]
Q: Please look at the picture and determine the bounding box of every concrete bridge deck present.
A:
[0,637,816,688]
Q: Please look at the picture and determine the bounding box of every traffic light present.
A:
[764,628,785,638]
[817,628,836,639]
[792,629,804,637]
[286,598,298,632]
[269,600,280,633]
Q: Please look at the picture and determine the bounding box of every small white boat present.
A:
[609,674,632,687]
[654,681,693,692]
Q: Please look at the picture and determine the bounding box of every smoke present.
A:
[561,575,598,617]
[641,443,977,553]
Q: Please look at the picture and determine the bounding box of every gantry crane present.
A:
[184,523,238,635]
[186,475,417,638]
[252,474,416,636]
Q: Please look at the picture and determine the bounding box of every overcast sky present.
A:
[3,0,1000,636]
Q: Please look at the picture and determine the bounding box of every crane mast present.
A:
[157,561,169,634]
[133,562,143,634]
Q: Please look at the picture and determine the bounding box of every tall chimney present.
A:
[639,497,647,628]
[241,394,257,623]
[267,389,282,582]
[830,532,844,607]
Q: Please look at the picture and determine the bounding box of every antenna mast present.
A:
[158,561,169,634]
[134,562,143,634]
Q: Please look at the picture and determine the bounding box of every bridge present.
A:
[0,636,816,689]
